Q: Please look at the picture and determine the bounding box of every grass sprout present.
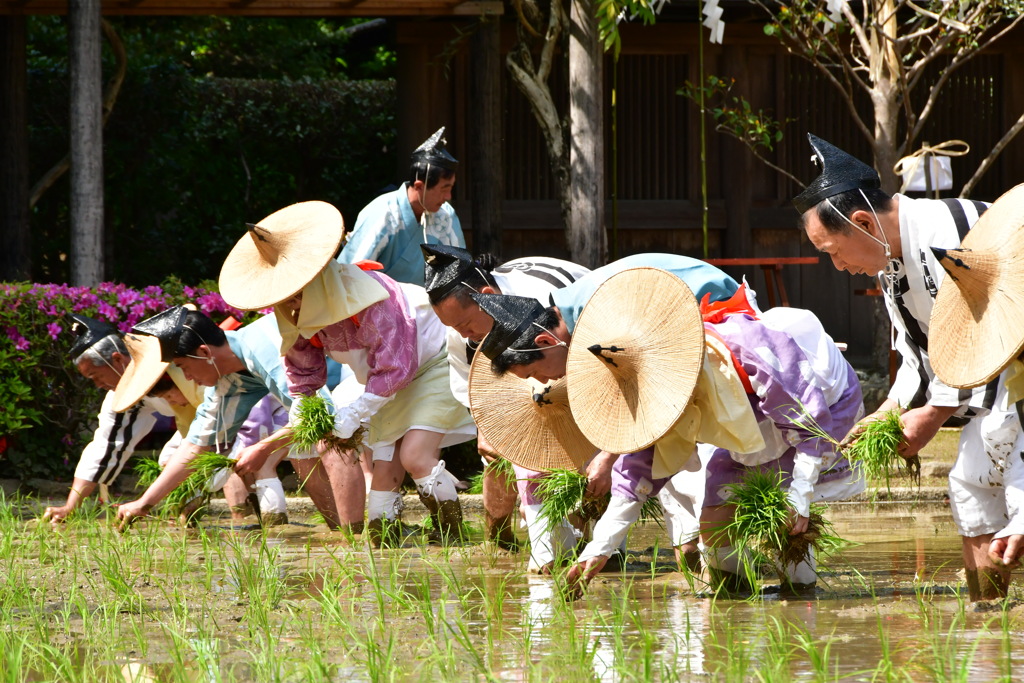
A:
[536,469,609,532]
[290,393,366,454]
[722,469,848,575]
[788,404,911,490]
[133,452,236,512]
[466,457,515,495]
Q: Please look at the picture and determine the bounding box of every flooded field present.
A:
[2,495,1021,682]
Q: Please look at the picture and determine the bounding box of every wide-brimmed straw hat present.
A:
[566,267,706,454]
[218,201,344,311]
[468,350,597,471]
[112,305,194,412]
[929,183,1024,388]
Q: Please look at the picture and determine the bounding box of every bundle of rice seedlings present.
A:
[536,469,609,531]
[844,410,913,488]
[466,457,515,495]
[134,452,237,512]
[290,394,366,454]
[134,457,163,489]
[788,405,910,490]
[722,469,848,578]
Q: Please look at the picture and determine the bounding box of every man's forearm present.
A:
[138,441,204,507]
[64,478,98,509]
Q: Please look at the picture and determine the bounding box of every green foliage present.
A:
[678,75,787,151]
[290,394,365,454]
[536,468,609,532]
[134,452,236,512]
[466,457,515,495]
[845,410,908,489]
[722,469,847,578]
[27,17,398,286]
[596,1,661,59]
[0,281,250,482]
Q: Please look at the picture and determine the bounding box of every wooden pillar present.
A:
[721,45,752,258]
[69,0,105,285]
[568,0,606,267]
[0,16,30,281]
[468,15,503,256]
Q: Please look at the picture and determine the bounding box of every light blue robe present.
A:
[550,253,739,334]
[339,183,464,286]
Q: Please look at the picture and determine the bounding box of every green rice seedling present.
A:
[721,469,848,588]
[290,393,366,454]
[639,496,664,527]
[466,457,515,495]
[787,404,911,490]
[536,468,608,532]
[134,452,236,514]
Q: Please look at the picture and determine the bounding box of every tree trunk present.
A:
[0,16,29,281]
[568,0,605,268]
[69,0,105,286]
[468,17,504,257]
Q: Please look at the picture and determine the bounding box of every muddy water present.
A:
[11,500,1024,681]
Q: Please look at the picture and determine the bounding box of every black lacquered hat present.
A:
[472,293,547,360]
[411,127,458,171]
[793,133,880,214]
[67,314,119,359]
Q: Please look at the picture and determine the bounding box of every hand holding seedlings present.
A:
[564,555,609,599]
[989,535,1023,569]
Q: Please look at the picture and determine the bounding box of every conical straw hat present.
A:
[468,350,598,471]
[930,183,1024,388]
[566,267,705,454]
[112,332,168,413]
[218,201,344,311]
[112,305,195,412]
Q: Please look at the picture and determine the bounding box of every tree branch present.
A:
[960,110,1024,199]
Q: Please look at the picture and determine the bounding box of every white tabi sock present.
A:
[367,490,404,522]
[255,478,287,515]
[521,502,579,571]
[413,460,459,503]
[782,548,817,585]
[705,545,750,574]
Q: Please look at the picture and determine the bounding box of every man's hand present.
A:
[564,555,610,600]
[898,405,957,457]
[788,510,810,535]
[115,499,153,533]
[42,504,73,528]
[233,442,272,477]
[585,451,616,499]
[989,536,1023,569]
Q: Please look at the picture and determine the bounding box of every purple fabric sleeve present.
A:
[351,274,420,397]
[285,336,329,397]
[609,448,670,502]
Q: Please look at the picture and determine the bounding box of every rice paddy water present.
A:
[3,489,1023,681]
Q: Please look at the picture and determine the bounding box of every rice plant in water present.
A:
[290,393,366,454]
[788,405,910,489]
[466,456,515,495]
[134,452,236,512]
[536,469,609,531]
[722,469,847,578]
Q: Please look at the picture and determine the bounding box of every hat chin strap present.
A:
[824,189,901,351]
[824,189,899,292]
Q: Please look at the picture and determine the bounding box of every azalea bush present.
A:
[0,278,253,481]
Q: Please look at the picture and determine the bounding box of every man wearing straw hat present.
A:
[114,306,362,531]
[42,315,252,526]
[217,201,476,546]
[924,183,1024,577]
[422,243,592,566]
[340,127,463,287]
[472,258,863,594]
[42,314,175,525]
[794,134,1019,600]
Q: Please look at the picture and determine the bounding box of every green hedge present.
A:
[0,280,253,481]
[29,70,398,285]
